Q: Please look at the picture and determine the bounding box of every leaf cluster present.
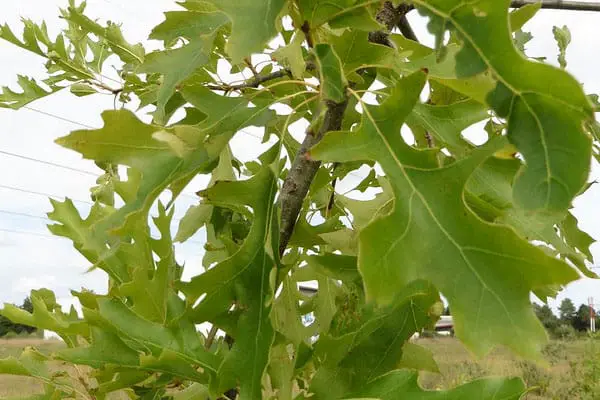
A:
[0,1,597,399]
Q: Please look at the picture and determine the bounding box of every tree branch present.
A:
[511,0,600,11]
[279,99,348,256]
[368,1,413,47]
[278,2,409,257]
[205,63,317,92]
[205,69,291,92]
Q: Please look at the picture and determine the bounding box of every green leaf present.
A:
[311,72,579,359]
[0,348,50,378]
[514,29,533,54]
[204,0,287,62]
[338,178,393,230]
[267,343,296,400]
[297,0,380,31]
[139,36,215,123]
[175,203,213,243]
[88,297,222,376]
[179,166,279,399]
[118,205,180,324]
[56,327,140,369]
[0,21,46,57]
[397,342,439,373]
[509,1,541,32]
[172,383,210,400]
[47,199,130,282]
[330,30,397,77]
[407,100,489,154]
[69,83,97,97]
[272,31,306,79]
[56,111,213,236]
[309,281,440,399]
[314,44,347,103]
[0,75,60,109]
[272,276,310,345]
[346,370,525,399]
[1,289,87,345]
[553,25,571,69]
[149,5,229,44]
[296,256,346,335]
[561,211,595,261]
[57,90,272,236]
[64,6,144,64]
[415,0,593,216]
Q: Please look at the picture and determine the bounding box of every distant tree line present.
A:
[0,297,37,337]
[534,298,598,339]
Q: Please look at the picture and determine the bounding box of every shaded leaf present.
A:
[309,281,440,399]
[314,44,347,103]
[346,370,525,399]
[311,72,578,359]
[398,342,439,373]
[139,36,215,123]
[150,5,228,44]
[204,0,287,62]
[272,31,306,79]
[297,0,380,31]
[179,167,279,399]
[415,0,593,216]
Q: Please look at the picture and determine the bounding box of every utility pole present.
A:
[589,297,596,332]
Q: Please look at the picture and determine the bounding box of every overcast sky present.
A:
[0,1,599,314]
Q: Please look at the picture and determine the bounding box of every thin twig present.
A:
[245,57,259,77]
[205,325,219,350]
[326,163,339,218]
[205,69,290,91]
[205,64,317,93]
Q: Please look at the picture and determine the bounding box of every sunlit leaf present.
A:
[204,0,287,62]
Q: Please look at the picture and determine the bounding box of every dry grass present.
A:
[418,337,599,399]
[1,337,599,398]
[0,338,64,396]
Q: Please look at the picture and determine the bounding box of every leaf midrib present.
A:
[411,0,563,207]
[356,92,520,336]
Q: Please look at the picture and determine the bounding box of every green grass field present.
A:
[1,337,599,399]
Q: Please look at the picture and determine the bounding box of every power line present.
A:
[24,106,96,129]
[0,184,195,224]
[0,183,93,205]
[0,209,49,221]
[0,226,205,246]
[16,106,366,196]
[0,150,98,177]
[0,227,56,239]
